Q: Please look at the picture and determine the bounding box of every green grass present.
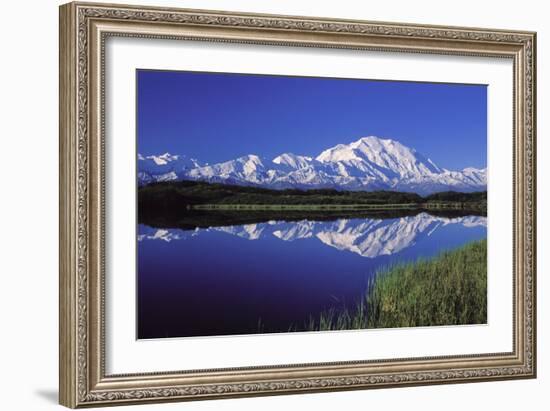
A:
[303,239,487,331]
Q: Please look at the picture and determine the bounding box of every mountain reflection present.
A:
[138,212,487,258]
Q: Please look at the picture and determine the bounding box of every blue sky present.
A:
[137,70,487,170]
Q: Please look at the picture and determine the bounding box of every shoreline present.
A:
[191,202,484,211]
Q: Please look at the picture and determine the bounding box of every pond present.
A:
[137,211,487,339]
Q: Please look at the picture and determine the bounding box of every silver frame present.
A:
[59,2,536,408]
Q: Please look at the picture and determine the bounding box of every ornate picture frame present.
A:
[59,2,536,408]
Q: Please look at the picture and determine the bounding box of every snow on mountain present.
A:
[138,136,486,194]
[460,167,487,185]
[138,213,487,258]
[272,153,313,170]
[187,154,270,185]
[316,136,442,178]
[138,153,202,186]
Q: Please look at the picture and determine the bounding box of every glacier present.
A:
[137,136,486,195]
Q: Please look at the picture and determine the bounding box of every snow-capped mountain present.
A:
[186,154,269,185]
[138,213,487,258]
[138,136,487,195]
[272,153,313,170]
[137,153,202,186]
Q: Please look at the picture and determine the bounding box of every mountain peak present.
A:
[316,135,427,173]
[138,137,486,194]
[238,154,264,165]
[141,152,180,165]
[351,135,408,150]
[272,153,313,170]
[354,135,387,144]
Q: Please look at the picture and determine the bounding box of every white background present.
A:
[0,0,546,410]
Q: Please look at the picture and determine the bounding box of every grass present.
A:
[302,239,487,331]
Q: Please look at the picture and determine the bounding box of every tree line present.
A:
[138,180,487,210]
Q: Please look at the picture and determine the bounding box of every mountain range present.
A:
[138,213,487,258]
[138,136,486,195]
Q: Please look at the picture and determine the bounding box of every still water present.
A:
[137,212,487,339]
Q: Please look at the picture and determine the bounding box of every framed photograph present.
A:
[59,2,537,408]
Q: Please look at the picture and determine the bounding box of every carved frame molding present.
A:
[59,2,536,408]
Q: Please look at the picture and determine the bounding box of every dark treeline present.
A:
[424,190,487,203]
[138,180,486,208]
[138,181,487,229]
